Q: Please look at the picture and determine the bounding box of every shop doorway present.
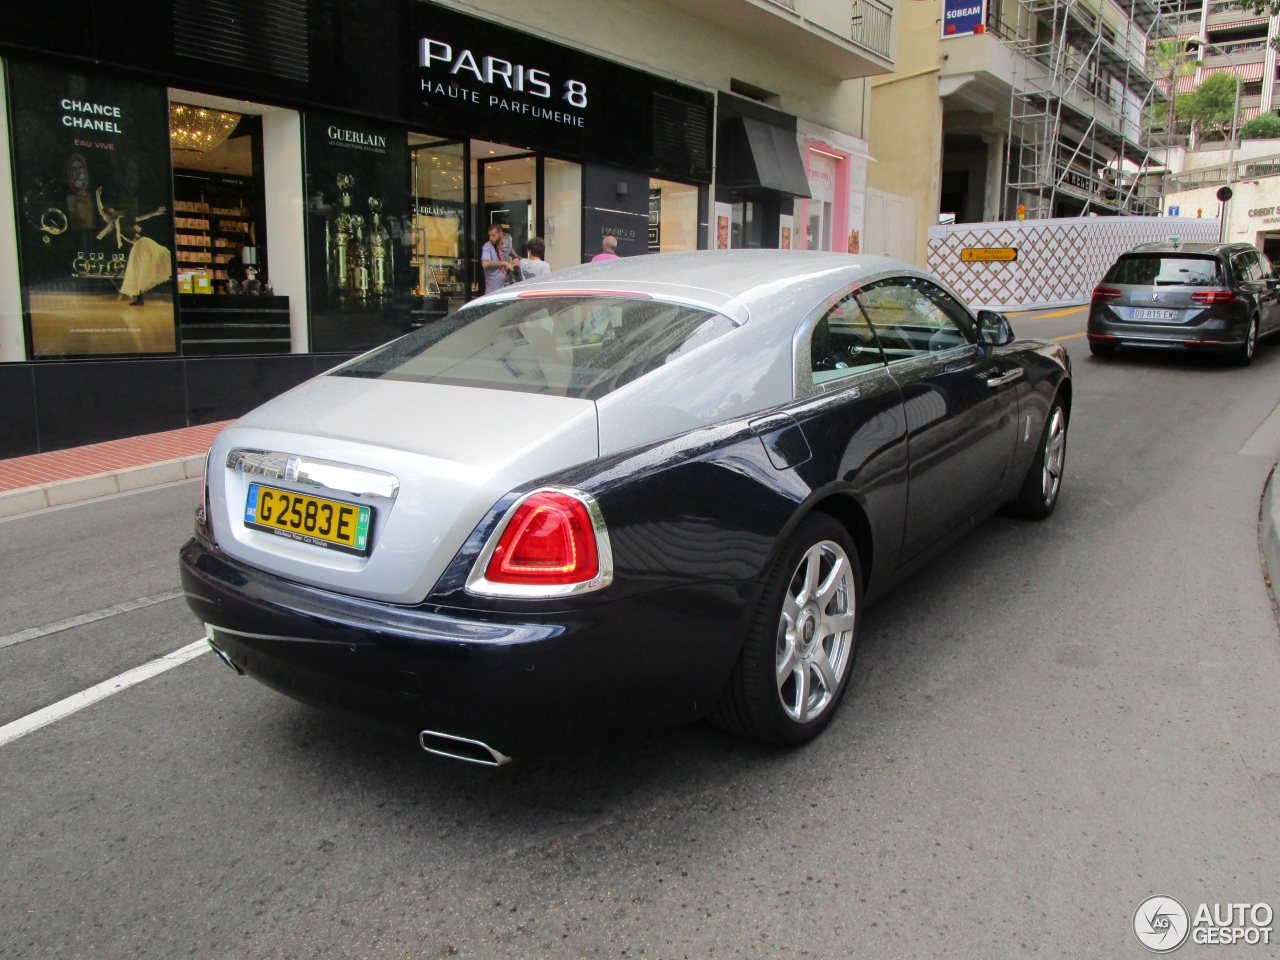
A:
[477,153,537,263]
[1261,233,1280,265]
[470,141,584,277]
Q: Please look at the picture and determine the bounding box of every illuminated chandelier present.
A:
[169,103,241,153]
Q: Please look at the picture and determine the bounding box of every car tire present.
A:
[711,513,862,746]
[1232,316,1259,366]
[1007,397,1068,520]
[1088,339,1116,357]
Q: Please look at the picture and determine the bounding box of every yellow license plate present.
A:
[244,483,372,555]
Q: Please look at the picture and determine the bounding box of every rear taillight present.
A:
[1190,290,1237,305]
[468,487,614,597]
[1092,286,1122,302]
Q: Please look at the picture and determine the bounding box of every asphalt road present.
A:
[3,304,1280,959]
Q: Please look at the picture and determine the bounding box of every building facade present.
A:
[1163,0,1280,127]
[1164,139,1280,256]
[869,0,1169,266]
[0,0,895,457]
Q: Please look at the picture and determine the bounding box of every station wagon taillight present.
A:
[1092,286,1123,302]
[468,488,614,596]
[1190,290,1237,305]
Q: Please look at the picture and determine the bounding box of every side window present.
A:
[1260,252,1276,280]
[856,277,975,362]
[1248,251,1267,282]
[810,292,885,384]
[1233,252,1260,283]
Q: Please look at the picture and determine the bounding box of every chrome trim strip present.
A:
[226,448,399,500]
[465,485,615,599]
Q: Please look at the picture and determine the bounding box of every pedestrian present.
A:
[480,223,512,294]
[515,236,551,281]
[591,235,620,262]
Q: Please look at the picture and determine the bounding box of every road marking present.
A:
[0,639,209,748]
[0,588,183,651]
[1051,332,1087,342]
[1027,306,1089,320]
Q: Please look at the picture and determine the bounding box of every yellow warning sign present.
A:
[961,247,1018,263]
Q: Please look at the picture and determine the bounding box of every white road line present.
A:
[0,639,209,748]
[0,589,183,650]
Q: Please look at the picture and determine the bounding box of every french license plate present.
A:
[1131,308,1177,320]
[244,483,372,555]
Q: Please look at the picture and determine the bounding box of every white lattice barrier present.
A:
[926,217,1221,310]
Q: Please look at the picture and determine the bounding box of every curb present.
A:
[1261,464,1280,595]
[0,455,205,520]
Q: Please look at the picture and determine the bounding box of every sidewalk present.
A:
[0,421,231,519]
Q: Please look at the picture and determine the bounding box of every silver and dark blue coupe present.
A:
[180,251,1071,765]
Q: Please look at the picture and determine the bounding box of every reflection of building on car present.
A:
[182,251,1071,766]
[1088,242,1280,366]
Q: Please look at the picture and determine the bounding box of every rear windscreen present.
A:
[1103,255,1223,286]
[334,296,737,400]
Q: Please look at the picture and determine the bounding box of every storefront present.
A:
[0,0,879,456]
[1167,175,1280,261]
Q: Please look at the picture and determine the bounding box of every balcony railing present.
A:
[849,0,893,60]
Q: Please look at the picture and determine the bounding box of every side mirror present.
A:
[977,310,1016,347]
[1267,277,1279,290]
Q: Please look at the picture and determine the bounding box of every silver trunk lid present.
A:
[206,375,598,604]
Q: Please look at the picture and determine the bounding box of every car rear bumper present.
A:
[179,538,749,757]
[1087,307,1247,351]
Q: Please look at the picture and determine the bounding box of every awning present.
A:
[719,117,812,198]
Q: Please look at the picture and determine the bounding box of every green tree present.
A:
[1241,112,1280,139]
[1150,37,1205,138]
[1177,71,1239,141]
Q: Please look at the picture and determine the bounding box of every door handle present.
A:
[982,369,1024,388]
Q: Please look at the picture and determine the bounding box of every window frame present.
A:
[852,275,979,368]
[792,276,893,400]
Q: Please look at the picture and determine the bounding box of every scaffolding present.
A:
[1003,0,1174,218]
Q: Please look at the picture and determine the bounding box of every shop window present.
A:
[807,152,837,251]
[7,61,179,357]
[169,98,292,356]
[170,103,267,296]
[303,112,410,354]
[544,158,583,271]
[648,178,699,253]
[410,138,466,320]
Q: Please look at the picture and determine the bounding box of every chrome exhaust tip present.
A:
[419,729,511,767]
[205,633,244,675]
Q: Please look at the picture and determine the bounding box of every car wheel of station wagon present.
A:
[1008,398,1068,520]
[1088,339,1116,358]
[712,514,862,745]
[1234,316,1259,366]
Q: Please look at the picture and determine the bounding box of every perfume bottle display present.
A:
[368,197,393,297]
[324,174,394,302]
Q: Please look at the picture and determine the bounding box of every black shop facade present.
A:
[0,0,713,457]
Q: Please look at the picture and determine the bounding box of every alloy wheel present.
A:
[1041,406,1066,507]
[775,540,856,723]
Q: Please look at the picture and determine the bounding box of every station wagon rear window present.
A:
[334,296,737,400]
[1103,255,1223,287]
